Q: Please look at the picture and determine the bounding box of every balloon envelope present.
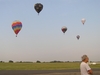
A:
[81,18,86,25]
[76,35,80,40]
[61,26,67,33]
[12,20,22,37]
[34,3,43,14]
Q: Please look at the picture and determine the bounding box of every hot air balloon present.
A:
[81,18,86,25]
[76,35,80,40]
[61,26,67,34]
[12,20,22,37]
[34,3,43,15]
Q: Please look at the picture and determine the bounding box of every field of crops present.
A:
[0,62,100,70]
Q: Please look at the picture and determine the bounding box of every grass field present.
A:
[0,62,100,70]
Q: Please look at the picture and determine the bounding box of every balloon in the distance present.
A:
[34,3,43,15]
[81,18,86,25]
[12,20,22,37]
[61,26,67,34]
[76,35,80,40]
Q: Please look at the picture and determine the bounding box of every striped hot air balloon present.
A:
[12,20,22,37]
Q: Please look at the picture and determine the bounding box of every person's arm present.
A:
[88,69,93,74]
[86,64,93,74]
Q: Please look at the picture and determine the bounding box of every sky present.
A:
[0,0,100,62]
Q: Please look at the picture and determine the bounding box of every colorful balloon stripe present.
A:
[12,20,22,37]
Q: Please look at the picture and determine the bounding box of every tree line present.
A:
[0,60,82,63]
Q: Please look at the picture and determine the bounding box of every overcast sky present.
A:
[0,0,100,62]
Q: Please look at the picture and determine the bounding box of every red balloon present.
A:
[61,26,67,33]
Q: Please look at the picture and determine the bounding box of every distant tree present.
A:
[36,60,41,63]
[50,60,63,63]
[90,61,92,63]
[20,61,22,63]
[0,61,4,63]
[9,60,13,63]
[43,61,45,63]
[23,61,33,63]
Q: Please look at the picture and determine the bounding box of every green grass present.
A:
[0,62,100,70]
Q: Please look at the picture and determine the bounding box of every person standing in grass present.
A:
[80,55,93,75]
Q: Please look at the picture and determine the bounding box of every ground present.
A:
[0,69,100,75]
